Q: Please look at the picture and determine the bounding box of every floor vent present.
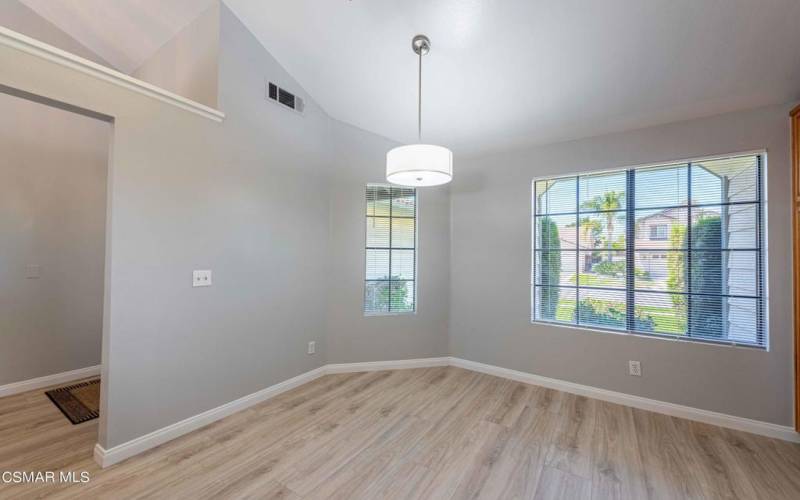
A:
[267,81,304,114]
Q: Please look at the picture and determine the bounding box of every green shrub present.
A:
[368,277,410,312]
[634,310,656,331]
[575,298,654,331]
[539,216,561,319]
[592,260,650,279]
[576,298,625,328]
[593,260,625,276]
[667,225,687,307]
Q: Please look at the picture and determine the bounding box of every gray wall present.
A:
[450,102,794,426]
[98,4,334,447]
[326,122,450,363]
[132,3,219,109]
[0,92,108,386]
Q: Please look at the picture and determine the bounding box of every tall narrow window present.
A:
[365,185,417,314]
[532,153,767,348]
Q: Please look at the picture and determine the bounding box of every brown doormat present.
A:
[45,379,100,424]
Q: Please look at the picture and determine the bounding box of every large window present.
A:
[532,153,766,348]
[364,185,417,315]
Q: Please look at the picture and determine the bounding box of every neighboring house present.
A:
[634,206,720,281]
[634,208,680,280]
[553,206,720,282]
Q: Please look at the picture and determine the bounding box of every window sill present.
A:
[364,311,417,317]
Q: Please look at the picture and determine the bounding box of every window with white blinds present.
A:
[365,185,417,315]
[532,153,767,348]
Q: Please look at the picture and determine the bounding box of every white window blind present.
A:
[532,153,767,348]
[365,185,417,315]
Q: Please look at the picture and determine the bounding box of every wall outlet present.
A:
[628,360,642,377]
[307,341,316,355]
[26,264,41,279]
[192,270,212,287]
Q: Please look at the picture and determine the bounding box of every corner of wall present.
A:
[132,1,220,109]
[0,0,113,68]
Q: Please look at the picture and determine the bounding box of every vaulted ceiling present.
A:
[14,0,800,156]
[225,0,800,155]
[19,0,217,73]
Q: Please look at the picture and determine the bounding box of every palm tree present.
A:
[582,191,624,261]
[575,217,601,272]
[578,217,602,247]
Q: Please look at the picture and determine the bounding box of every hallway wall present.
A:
[0,92,109,386]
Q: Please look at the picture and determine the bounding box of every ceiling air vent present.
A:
[266,81,304,114]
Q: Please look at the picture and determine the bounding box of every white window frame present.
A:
[363,184,418,316]
[530,150,768,349]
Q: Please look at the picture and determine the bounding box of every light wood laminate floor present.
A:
[2,367,800,499]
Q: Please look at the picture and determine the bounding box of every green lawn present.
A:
[555,300,575,322]
[569,272,659,289]
[557,272,686,334]
[569,273,625,288]
[635,304,686,334]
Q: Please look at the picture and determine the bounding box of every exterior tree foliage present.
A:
[539,216,561,319]
[667,225,687,307]
[376,278,409,312]
[665,216,723,336]
[689,216,723,337]
[581,191,624,260]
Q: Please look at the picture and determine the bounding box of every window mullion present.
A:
[575,176,581,325]
[686,163,693,337]
[388,188,393,312]
[626,170,635,331]
[756,155,764,345]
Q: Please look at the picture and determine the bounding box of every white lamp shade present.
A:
[386,144,453,187]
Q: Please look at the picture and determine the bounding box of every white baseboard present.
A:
[325,357,450,374]
[0,365,101,398]
[93,355,798,468]
[448,357,800,443]
[94,366,328,468]
[94,358,447,467]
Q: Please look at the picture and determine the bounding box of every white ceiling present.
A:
[226,0,800,155]
[20,0,217,73]
[19,1,800,155]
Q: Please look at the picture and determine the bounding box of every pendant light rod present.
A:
[418,47,422,142]
[412,35,430,143]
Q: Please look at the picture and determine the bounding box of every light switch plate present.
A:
[193,270,212,287]
[26,264,41,279]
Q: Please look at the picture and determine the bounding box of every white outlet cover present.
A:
[628,360,642,376]
[26,264,41,279]
[193,270,212,287]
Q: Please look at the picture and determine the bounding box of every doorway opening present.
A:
[0,86,112,459]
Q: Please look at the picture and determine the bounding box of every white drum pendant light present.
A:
[386,35,453,187]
